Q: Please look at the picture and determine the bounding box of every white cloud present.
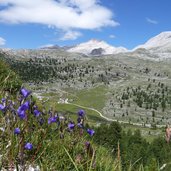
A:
[0,0,119,39]
[109,34,115,39]
[0,37,6,46]
[60,30,82,40]
[146,18,158,24]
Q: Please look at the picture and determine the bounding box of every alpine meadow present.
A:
[1,0,171,171]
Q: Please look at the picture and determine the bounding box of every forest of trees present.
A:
[121,83,171,112]
[93,122,171,170]
[0,53,126,85]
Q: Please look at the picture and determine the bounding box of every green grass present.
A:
[34,89,165,142]
[38,85,108,124]
[121,123,164,142]
[49,102,107,124]
[56,86,106,111]
[68,85,107,111]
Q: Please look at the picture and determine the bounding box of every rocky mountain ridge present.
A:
[67,39,127,55]
[0,31,171,60]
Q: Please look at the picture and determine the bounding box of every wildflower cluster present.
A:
[0,88,95,170]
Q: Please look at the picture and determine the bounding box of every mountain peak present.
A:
[88,39,103,43]
[39,44,60,50]
[67,39,127,55]
[157,31,171,37]
[134,31,171,50]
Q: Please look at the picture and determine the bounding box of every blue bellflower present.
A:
[87,129,95,136]
[48,116,57,124]
[19,101,30,111]
[18,110,26,119]
[33,105,38,109]
[25,143,33,150]
[78,109,85,117]
[17,101,30,119]
[68,123,75,130]
[77,117,84,128]
[85,141,90,147]
[33,109,41,117]
[14,128,21,135]
[77,122,83,128]
[0,104,5,111]
[20,88,31,98]
[1,98,6,103]
[77,117,81,123]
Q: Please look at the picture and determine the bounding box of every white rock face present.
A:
[67,39,127,55]
[133,31,171,60]
[134,31,171,51]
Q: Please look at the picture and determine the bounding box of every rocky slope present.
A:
[134,31,171,60]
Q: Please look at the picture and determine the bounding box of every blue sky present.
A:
[0,0,170,49]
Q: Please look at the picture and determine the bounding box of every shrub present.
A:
[0,59,22,93]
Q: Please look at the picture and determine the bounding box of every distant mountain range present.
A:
[38,31,171,57]
[39,39,127,56]
[1,31,171,59]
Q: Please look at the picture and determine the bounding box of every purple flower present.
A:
[20,88,31,98]
[25,143,33,150]
[48,116,57,124]
[33,109,41,117]
[8,101,15,110]
[78,109,85,117]
[18,110,26,119]
[33,105,38,109]
[0,104,5,111]
[77,117,81,123]
[14,128,21,135]
[1,98,6,103]
[77,117,84,128]
[87,129,95,136]
[68,123,75,130]
[85,141,90,147]
[17,101,29,119]
[77,123,83,128]
[8,100,12,103]
[18,101,30,112]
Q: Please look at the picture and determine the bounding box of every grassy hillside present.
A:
[0,53,22,93]
[2,50,171,134]
[0,59,170,170]
[0,87,170,171]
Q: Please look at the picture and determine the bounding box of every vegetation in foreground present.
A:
[0,87,119,170]
[0,59,21,93]
[1,59,171,171]
[1,87,171,171]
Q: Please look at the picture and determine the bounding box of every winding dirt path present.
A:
[64,102,165,128]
